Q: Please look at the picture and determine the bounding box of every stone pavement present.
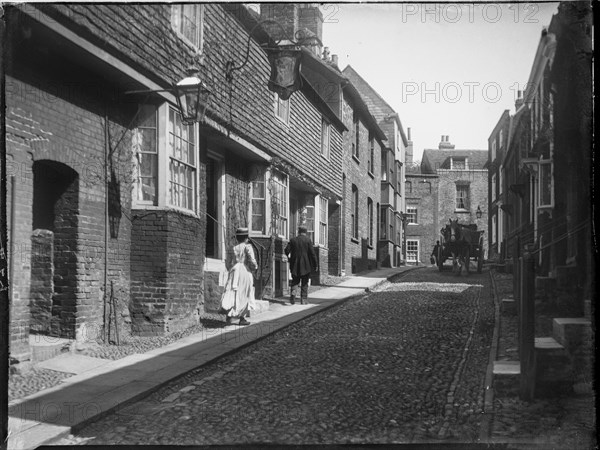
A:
[7,265,418,450]
[53,266,494,445]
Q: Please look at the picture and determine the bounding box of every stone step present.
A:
[553,317,593,389]
[501,298,517,316]
[553,317,592,348]
[28,334,73,363]
[493,360,520,397]
[534,336,572,397]
[249,300,270,317]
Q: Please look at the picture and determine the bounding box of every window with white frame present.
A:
[351,185,358,239]
[367,197,373,247]
[133,105,158,204]
[250,174,266,234]
[321,117,330,159]
[406,206,417,224]
[271,171,288,238]
[406,239,419,263]
[491,139,497,162]
[318,197,328,246]
[305,204,315,243]
[492,214,497,244]
[275,95,290,124]
[538,160,553,208]
[491,174,497,200]
[168,107,197,211]
[499,129,503,149]
[171,4,204,50]
[456,184,470,210]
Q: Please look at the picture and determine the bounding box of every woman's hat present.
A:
[235,227,249,236]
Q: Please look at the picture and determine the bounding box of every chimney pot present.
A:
[331,54,338,66]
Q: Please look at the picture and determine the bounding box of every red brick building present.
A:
[5,4,345,361]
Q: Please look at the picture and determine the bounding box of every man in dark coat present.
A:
[284,226,318,305]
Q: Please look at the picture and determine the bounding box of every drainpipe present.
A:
[103,111,109,343]
[9,176,15,305]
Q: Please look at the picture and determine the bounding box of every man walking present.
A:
[285,226,318,305]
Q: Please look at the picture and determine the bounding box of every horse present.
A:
[445,219,480,276]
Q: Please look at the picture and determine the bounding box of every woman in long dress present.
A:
[220,227,257,326]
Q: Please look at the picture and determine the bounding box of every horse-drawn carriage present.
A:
[436,219,485,274]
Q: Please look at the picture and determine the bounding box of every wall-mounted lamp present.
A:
[125,66,212,125]
[225,20,321,100]
[476,205,483,219]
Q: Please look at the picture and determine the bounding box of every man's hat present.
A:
[298,226,308,234]
[235,227,249,236]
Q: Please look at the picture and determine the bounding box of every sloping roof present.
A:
[342,65,408,146]
[421,149,488,174]
[342,81,387,142]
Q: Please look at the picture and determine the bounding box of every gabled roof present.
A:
[342,65,408,147]
[342,81,387,142]
[421,149,488,174]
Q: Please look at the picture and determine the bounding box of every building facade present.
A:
[404,137,488,265]
[5,3,347,361]
[487,110,511,261]
[499,2,592,309]
[343,67,409,268]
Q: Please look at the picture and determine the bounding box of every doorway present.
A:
[31,160,79,338]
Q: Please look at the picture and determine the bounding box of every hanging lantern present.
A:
[174,74,212,125]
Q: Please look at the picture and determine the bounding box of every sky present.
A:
[319,2,559,161]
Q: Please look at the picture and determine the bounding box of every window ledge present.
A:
[352,155,360,164]
[367,245,374,250]
[454,209,470,214]
[350,237,359,244]
[367,171,375,179]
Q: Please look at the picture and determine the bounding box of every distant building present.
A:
[405,136,488,264]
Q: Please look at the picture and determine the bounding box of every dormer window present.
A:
[451,157,467,170]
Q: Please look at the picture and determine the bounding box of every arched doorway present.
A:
[31,160,79,338]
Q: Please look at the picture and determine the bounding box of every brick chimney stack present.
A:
[260,3,323,56]
[439,135,455,150]
[406,127,414,165]
[515,90,524,110]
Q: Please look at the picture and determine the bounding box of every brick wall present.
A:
[405,174,439,264]
[130,209,204,336]
[5,25,133,349]
[340,97,380,274]
[35,3,343,200]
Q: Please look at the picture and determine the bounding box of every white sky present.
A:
[319,2,559,161]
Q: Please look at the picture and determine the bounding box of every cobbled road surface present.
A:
[60,267,495,445]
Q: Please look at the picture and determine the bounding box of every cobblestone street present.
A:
[56,267,495,445]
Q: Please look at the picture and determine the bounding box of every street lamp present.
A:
[225,20,321,100]
[125,66,212,125]
[476,205,483,219]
